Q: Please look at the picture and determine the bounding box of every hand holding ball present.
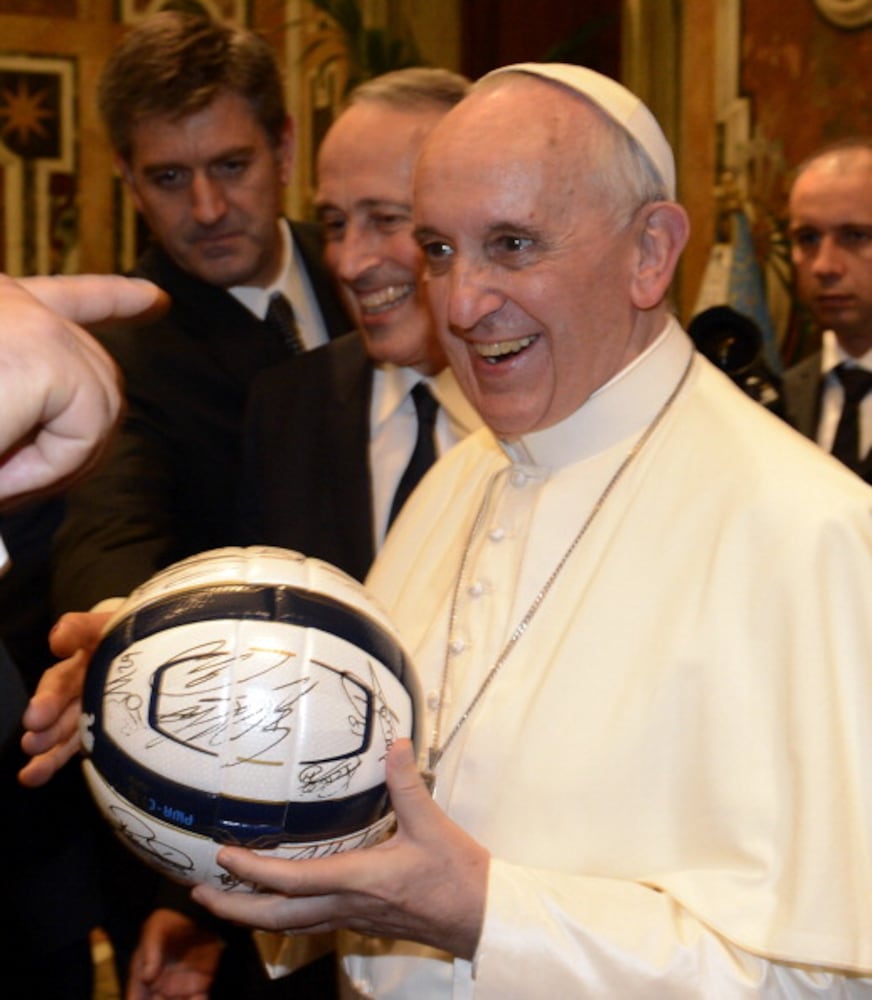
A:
[80,546,420,889]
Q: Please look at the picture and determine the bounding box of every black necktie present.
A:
[831,364,872,471]
[388,383,439,528]
[265,293,304,354]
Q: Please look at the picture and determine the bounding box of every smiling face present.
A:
[121,90,292,289]
[789,147,872,357]
[316,101,448,374]
[413,78,685,437]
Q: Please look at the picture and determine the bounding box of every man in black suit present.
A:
[51,10,351,613]
[42,12,349,995]
[243,68,480,580]
[782,138,872,482]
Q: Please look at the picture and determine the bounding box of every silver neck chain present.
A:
[424,351,694,788]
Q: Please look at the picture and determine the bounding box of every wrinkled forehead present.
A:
[414,77,597,197]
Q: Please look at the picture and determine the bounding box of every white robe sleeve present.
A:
[478,862,872,998]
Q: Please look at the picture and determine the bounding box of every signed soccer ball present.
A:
[80,546,420,890]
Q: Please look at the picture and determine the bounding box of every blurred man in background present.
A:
[783,138,872,480]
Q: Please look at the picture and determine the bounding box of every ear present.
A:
[629,202,689,310]
[276,115,296,185]
[116,156,144,213]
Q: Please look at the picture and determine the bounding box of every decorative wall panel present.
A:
[0,54,76,274]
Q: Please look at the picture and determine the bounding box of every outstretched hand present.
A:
[18,610,112,787]
[192,739,489,961]
[126,908,225,1000]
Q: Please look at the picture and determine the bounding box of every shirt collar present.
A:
[822,329,872,376]
[228,219,293,319]
[500,316,694,469]
[371,363,482,440]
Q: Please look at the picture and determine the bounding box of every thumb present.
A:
[385,738,434,827]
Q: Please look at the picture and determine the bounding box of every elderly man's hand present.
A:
[18,610,113,787]
[192,739,490,961]
[0,273,165,505]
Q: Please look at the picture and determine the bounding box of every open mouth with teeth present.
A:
[473,335,538,364]
[358,283,415,315]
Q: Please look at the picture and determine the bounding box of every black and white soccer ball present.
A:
[80,546,420,890]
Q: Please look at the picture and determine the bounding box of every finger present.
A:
[17,729,81,787]
[49,612,111,657]
[132,941,161,987]
[18,274,167,325]
[22,681,82,744]
[21,651,90,732]
[125,951,154,998]
[191,881,337,935]
[215,843,374,900]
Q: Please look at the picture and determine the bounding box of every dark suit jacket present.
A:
[782,349,872,483]
[242,332,376,582]
[52,220,351,612]
[781,350,822,440]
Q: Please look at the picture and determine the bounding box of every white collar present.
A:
[821,329,872,376]
[500,317,694,469]
[228,219,293,319]
[371,363,482,439]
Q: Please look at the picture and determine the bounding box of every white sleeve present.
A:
[474,861,872,998]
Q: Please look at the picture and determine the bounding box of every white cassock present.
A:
[337,318,872,998]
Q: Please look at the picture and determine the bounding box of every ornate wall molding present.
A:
[0,54,75,274]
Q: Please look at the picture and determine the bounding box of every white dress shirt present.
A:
[229,218,330,349]
[369,365,482,550]
[815,329,872,455]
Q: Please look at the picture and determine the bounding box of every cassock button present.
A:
[467,580,484,598]
[426,690,441,712]
[488,527,506,542]
[510,469,528,487]
[449,637,466,655]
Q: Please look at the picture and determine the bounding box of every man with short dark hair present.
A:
[51,10,350,612]
[782,138,872,480]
